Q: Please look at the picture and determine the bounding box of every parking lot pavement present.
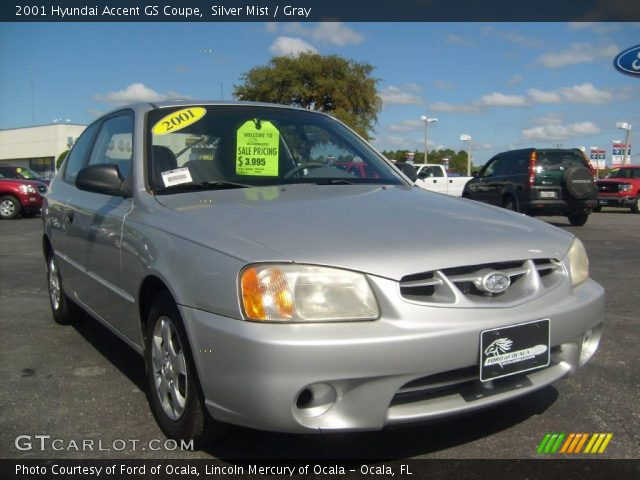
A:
[0,212,638,460]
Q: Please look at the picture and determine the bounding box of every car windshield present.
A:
[606,168,640,179]
[147,105,404,192]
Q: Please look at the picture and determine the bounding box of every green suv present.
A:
[463,148,597,226]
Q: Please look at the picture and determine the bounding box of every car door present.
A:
[47,121,101,299]
[416,165,448,193]
[67,111,138,341]
[467,156,500,204]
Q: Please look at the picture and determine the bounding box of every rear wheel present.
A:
[568,213,589,226]
[0,196,21,219]
[145,291,212,445]
[631,196,640,214]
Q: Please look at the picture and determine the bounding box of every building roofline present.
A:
[0,123,87,132]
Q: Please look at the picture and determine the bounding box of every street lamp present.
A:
[460,134,472,176]
[616,122,632,166]
[421,115,438,163]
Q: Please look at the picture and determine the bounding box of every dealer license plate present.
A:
[479,319,550,382]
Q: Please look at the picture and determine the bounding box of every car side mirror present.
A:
[76,164,131,197]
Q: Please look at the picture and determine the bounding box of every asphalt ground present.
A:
[0,210,638,462]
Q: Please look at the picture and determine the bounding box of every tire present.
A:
[592,206,601,213]
[568,213,589,227]
[631,196,640,214]
[47,254,78,325]
[145,291,212,445]
[0,195,21,220]
[563,166,593,200]
[502,195,518,212]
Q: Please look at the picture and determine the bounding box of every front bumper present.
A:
[180,277,604,433]
[597,195,635,207]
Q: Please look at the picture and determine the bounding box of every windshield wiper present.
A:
[312,179,356,185]
[154,180,251,194]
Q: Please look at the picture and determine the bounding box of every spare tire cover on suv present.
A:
[563,166,593,200]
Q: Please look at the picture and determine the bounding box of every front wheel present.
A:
[568,213,589,226]
[631,196,640,214]
[145,292,211,444]
[0,196,21,219]
[502,195,518,212]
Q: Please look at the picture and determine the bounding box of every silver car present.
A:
[42,101,604,442]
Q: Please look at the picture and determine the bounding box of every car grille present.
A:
[390,346,562,407]
[597,182,620,193]
[399,259,564,307]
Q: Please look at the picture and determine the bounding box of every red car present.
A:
[0,176,48,219]
[595,166,640,214]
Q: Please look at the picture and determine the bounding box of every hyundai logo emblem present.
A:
[479,271,511,294]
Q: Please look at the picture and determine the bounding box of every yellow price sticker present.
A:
[152,107,206,135]
[236,120,279,176]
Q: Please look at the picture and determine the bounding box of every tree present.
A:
[234,53,382,140]
[56,150,69,170]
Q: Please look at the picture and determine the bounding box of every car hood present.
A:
[154,185,573,280]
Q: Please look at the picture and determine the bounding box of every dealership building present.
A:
[0,123,86,179]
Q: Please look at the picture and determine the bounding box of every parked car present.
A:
[463,148,597,226]
[595,166,640,214]
[414,164,472,196]
[42,102,604,443]
[0,176,47,219]
[0,165,50,185]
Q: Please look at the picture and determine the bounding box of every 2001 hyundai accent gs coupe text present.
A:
[42,101,604,443]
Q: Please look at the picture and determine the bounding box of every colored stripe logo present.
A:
[537,433,613,454]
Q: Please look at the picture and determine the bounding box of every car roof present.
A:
[102,100,326,118]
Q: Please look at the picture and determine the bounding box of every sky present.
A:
[0,22,638,166]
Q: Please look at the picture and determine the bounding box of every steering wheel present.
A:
[283,163,327,179]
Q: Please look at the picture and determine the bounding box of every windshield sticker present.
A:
[236,120,279,176]
[161,167,193,187]
[152,107,206,136]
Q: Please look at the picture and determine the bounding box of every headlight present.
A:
[566,238,589,287]
[619,184,632,193]
[19,184,37,194]
[240,264,379,323]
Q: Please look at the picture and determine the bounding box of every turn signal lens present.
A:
[241,266,293,321]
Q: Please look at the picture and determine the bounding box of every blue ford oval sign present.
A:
[614,44,640,77]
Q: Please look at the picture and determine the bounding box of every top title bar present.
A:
[3,0,640,22]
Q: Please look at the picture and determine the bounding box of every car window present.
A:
[147,105,402,190]
[418,166,443,178]
[536,151,587,173]
[480,157,498,178]
[88,114,134,179]
[63,122,100,183]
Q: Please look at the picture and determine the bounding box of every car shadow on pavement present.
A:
[72,312,147,392]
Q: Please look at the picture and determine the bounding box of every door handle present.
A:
[65,210,75,224]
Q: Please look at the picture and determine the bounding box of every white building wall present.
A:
[0,124,86,163]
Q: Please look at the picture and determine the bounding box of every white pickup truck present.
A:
[413,164,473,197]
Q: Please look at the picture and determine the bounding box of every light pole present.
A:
[616,122,632,166]
[421,115,438,164]
[460,134,472,176]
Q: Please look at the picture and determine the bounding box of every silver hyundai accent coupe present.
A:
[42,102,604,442]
